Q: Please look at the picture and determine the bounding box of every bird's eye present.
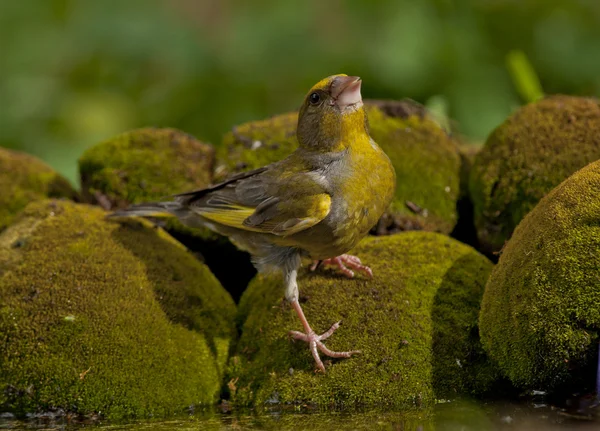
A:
[309,92,321,105]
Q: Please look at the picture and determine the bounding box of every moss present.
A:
[164,219,257,303]
[216,102,461,234]
[0,200,236,419]
[366,101,461,235]
[479,159,600,390]
[228,232,498,408]
[469,95,600,253]
[0,148,78,232]
[214,112,299,181]
[79,127,214,209]
[78,128,256,300]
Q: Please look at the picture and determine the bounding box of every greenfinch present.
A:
[111,75,396,372]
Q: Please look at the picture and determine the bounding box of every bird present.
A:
[110,74,396,372]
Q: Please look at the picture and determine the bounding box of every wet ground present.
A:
[1,397,599,431]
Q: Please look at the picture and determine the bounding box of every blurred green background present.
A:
[1,0,599,184]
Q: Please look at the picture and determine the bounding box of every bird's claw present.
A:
[289,321,361,373]
[310,254,373,278]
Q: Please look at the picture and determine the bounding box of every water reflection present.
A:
[0,399,598,430]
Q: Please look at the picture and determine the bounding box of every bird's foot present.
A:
[289,299,360,373]
[310,254,373,278]
[289,321,360,373]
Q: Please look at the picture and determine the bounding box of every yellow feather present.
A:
[197,194,331,236]
[198,205,265,232]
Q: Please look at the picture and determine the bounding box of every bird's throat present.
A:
[334,108,369,151]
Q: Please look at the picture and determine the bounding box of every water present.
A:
[1,398,598,431]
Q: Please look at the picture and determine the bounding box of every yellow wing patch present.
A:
[198,205,264,232]
[197,194,331,237]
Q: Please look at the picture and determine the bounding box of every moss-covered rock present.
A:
[479,159,600,390]
[216,102,462,234]
[0,200,236,419]
[228,232,498,408]
[0,147,77,232]
[215,112,299,181]
[469,95,600,253]
[78,128,255,300]
[366,101,461,235]
[79,127,214,209]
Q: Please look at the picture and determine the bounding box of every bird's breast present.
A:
[290,141,396,259]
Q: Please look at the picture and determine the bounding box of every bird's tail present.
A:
[108,201,210,230]
[108,201,183,219]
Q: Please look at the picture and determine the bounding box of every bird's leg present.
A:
[284,259,360,373]
[288,300,360,373]
[310,254,373,278]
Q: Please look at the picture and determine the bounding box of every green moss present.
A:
[228,232,498,408]
[469,95,600,253]
[163,218,257,303]
[0,147,78,231]
[215,112,299,181]
[479,159,600,390]
[0,200,236,419]
[216,102,461,234]
[77,128,258,300]
[366,102,461,235]
[79,127,214,209]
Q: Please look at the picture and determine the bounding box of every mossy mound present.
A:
[216,102,461,234]
[78,127,255,300]
[79,127,214,209]
[479,159,600,390]
[162,221,256,303]
[0,200,236,419]
[469,95,600,253]
[0,147,77,232]
[228,232,498,408]
[366,101,461,235]
[214,112,299,181]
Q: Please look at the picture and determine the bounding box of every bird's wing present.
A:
[177,167,331,237]
[174,166,269,200]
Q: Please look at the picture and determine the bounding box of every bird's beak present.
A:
[331,76,362,110]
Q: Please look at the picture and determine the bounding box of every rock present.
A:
[0,200,236,418]
[216,101,462,235]
[79,127,214,210]
[214,112,299,181]
[479,159,600,390]
[0,147,77,232]
[78,128,255,301]
[367,101,461,235]
[228,232,499,408]
[469,95,600,254]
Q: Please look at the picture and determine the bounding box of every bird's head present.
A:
[297,74,367,152]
